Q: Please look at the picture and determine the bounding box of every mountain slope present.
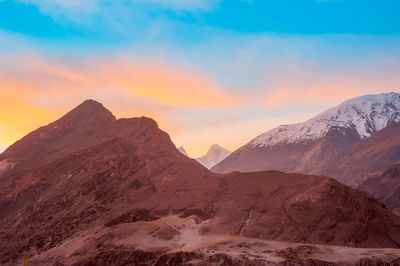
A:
[0,100,116,180]
[212,92,400,174]
[1,100,400,265]
[313,120,400,186]
[358,163,400,216]
[178,146,188,156]
[195,144,231,169]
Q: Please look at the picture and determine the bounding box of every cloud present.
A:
[26,0,219,10]
[261,58,400,108]
[0,52,236,152]
[19,0,220,18]
[1,31,400,156]
[0,53,233,107]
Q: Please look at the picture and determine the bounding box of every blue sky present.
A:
[1,0,400,37]
[0,0,399,155]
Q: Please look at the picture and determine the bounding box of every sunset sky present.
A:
[1,0,400,156]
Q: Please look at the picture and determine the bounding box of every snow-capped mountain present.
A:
[248,92,400,148]
[178,146,188,156]
[212,92,400,175]
[195,144,231,169]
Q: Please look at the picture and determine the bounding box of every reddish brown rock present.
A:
[1,100,400,265]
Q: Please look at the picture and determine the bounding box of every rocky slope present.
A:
[313,120,400,187]
[358,163,400,216]
[195,144,231,169]
[0,100,117,180]
[1,100,400,265]
[212,93,400,217]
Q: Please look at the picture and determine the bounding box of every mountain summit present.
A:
[61,99,116,123]
[0,99,116,178]
[195,144,231,169]
[178,146,188,156]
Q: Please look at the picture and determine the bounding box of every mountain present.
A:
[313,119,400,186]
[177,145,231,169]
[212,92,400,174]
[313,121,400,215]
[358,163,400,216]
[1,100,400,265]
[178,146,188,156]
[0,100,116,180]
[195,144,231,169]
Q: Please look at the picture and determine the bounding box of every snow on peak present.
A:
[248,92,400,148]
[178,146,188,157]
[196,144,231,169]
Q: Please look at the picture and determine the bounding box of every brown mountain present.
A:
[0,100,116,180]
[358,163,400,216]
[1,100,400,265]
[313,121,400,187]
[211,93,400,216]
[307,121,400,216]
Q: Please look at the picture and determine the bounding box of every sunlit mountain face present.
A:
[1,0,400,265]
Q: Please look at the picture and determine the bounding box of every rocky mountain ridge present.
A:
[1,99,400,265]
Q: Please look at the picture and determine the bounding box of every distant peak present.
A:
[195,144,231,169]
[207,144,230,154]
[210,144,222,149]
[178,146,188,157]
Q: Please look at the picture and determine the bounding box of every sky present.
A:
[0,0,400,156]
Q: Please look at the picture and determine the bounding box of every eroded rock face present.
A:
[358,163,400,216]
[1,100,400,265]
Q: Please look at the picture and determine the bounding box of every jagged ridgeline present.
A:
[1,99,400,265]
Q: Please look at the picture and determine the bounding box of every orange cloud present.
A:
[0,53,235,151]
[1,54,232,107]
[1,52,399,156]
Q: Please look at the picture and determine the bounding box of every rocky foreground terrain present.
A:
[1,100,400,265]
[28,216,400,265]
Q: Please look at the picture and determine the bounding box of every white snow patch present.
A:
[195,144,231,169]
[247,92,400,148]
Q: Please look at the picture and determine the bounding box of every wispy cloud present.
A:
[1,21,400,156]
[1,31,400,156]
[0,52,239,154]
[22,0,221,12]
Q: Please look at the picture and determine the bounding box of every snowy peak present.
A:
[317,92,400,138]
[178,146,188,157]
[207,144,230,156]
[195,144,231,169]
[248,92,400,148]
